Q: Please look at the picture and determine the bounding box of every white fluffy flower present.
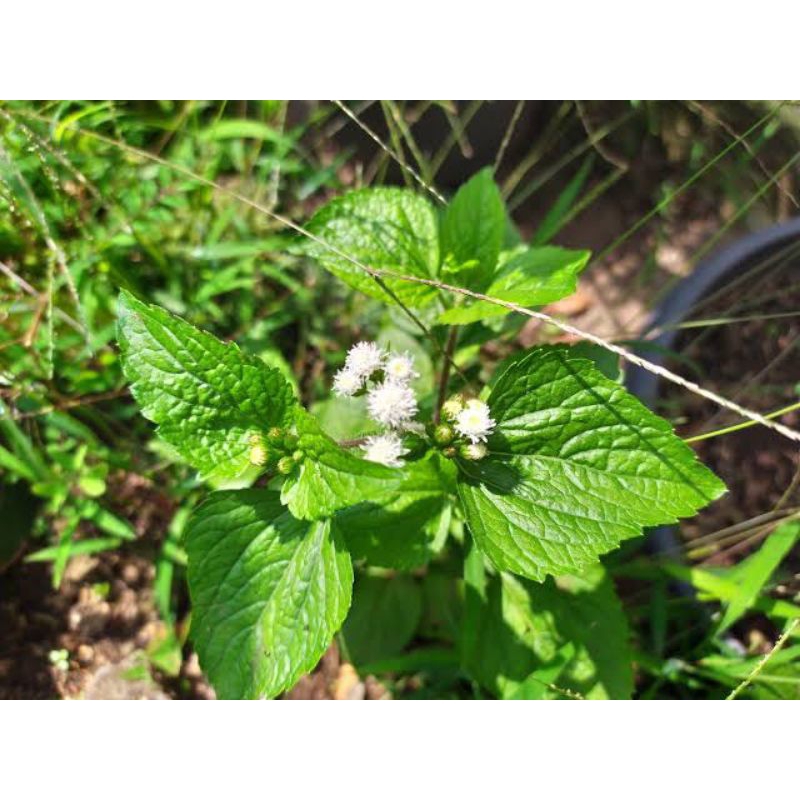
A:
[344,341,385,379]
[384,352,418,384]
[333,368,363,397]
[455,399,496,443]
[367,380,418,428]
[361,433,408,468]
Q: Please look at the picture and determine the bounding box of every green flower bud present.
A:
[433,423,455,445]
[442,446,457,459]
[249,443,269,466]
[459,442,488,461]
[442,395,465,420]
[292,450,305,463]
[267,427,284,442]
[248,433,269,466]
[277,456,296,475]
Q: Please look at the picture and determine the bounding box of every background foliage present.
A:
[1,100,798,699]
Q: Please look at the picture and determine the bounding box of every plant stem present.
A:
[683,400,800,444]
[338,437,368,448]
[434,328,459,424]
[726,618,800,700]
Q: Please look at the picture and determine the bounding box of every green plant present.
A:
[116,168,725,699]
[0,100,340,578]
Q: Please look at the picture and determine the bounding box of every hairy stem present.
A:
[338,437,368,448]
[434,327,459,424]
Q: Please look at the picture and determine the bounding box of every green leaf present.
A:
[699,644,800,700]
[461,545,632,699]
[716,521,800,634]
[0,481,40,567]
[440,168,505,291]
[489,342,622,388]
[186,489,353,699]
[637,561,800,622]
[335,454,455,569]
[25,537,123,562]
[531,153,595,245]
[310,395,371,441]
[280,410,402,521]
[438,246,590,325]
[459,346,725,581]
[304,187,439,307]
[117,291,296,482]
[505,643,576,699]
[418,570,463,644]
[146,627,183,678]
[342,573,423,665]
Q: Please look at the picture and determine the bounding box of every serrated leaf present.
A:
[117,291,296,482]
[440,168,505,291]
[304,187,439,307]
[458,346,725,581]
[461,545,633,699]
[280,410,403,521]
[186,489,353,699]
[342,573,423,665]
[489,342,622,387]
[335,454,455,569]
[438,246,590,325]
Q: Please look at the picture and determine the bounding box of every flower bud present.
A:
[459,442,488,461]
[442,446,457,459]
[277,456,296,475]
[292,450,305,463]
[441,395,465,420]
[267,427,283,442]
[249,443,269,466]
[248,433,269,466]
[433,423,455,445]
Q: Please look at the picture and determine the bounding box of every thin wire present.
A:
[332,100,446,204]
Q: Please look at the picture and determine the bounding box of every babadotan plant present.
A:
[116,168,725,699]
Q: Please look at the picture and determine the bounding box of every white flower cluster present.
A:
[332,341,421,468]
[333,341,385,397]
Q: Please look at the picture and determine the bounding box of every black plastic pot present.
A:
[625,217,800,555]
